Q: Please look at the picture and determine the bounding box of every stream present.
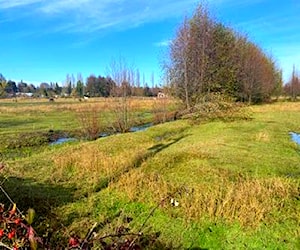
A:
[50,123,154,145]
[289,132,300,145]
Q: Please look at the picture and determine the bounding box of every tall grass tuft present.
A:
[113,172,299,227]
[50,134,154,195]
[181,177,299,227]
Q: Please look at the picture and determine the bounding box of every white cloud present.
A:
[0,0,264,35]
[39,0,95,14]
[1,0,299,81]
[154,40,172,47]
[36,0,202,34]
[0,0,42,8]
[0,0,201,33]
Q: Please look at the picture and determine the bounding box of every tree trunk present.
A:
[184,59,190,110]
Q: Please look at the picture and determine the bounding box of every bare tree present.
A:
[0,81,7,98]
[285,65,300,101]
[134,68,144,96]
[168,17,191,109]
[77,73,83,84]
[235,37,282,103]
[136,69,141,88]
[106,57,136,132]
[291,65,300,101]
[142,73,146,87]
[168,5,214,109]
[151,72,155,88]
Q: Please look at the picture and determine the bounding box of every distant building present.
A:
[157,92,167,98]
[16,92,33,97]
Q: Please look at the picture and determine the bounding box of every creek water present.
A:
[289,132,300,145]
[50,123,153,145]
[129,123,153,132]
[50,137,77,145]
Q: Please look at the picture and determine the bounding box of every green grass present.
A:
[0,97,168,159]
[0,100,299,248]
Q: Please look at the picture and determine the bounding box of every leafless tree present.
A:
[285,65,300,101]
[0,81,7,98]
[168,17,191,109]
[106,57,136,132]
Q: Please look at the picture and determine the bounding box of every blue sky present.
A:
[0,0,299,86]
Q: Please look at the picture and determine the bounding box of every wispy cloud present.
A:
[0,0,201,33]
[154,40,172,47]
[46,0,199,33]
[0,0,271,35]
[0,0,42,9]
[1,0,298,84]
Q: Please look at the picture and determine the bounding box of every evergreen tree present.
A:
[76,80,84,98]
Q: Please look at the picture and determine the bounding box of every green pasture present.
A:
[0,100,299,249]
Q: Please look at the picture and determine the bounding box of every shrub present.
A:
[77,106,104,140]
[183,93,252,122]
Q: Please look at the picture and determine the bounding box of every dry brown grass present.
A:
[0,103,56,114]
[0,97,174,115]
[180,177,299,227]
[112,171,299,227]
[110,169,174,202]
[52,144,120,183]
[253,101,300,113]
[50,133,155,193]
[255,131,270,142]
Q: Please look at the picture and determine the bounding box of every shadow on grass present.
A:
[187,248,208,250]
[148,135,188,155]
[0,119,38,129]
[91,135,190,195]
[0,176,76,217]
[132,134,190,171]
[0,175,78,246]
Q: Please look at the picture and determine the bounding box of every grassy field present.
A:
[0,98,299,249]
[0,97,176,159]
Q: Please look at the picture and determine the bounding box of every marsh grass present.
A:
[112,169,299,227]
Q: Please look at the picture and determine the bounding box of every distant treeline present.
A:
[0,72,162,98]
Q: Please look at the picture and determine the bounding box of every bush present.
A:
[183,93,252,122]
[77,106,104,140]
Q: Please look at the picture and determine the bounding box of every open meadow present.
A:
[0,98,299,249]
